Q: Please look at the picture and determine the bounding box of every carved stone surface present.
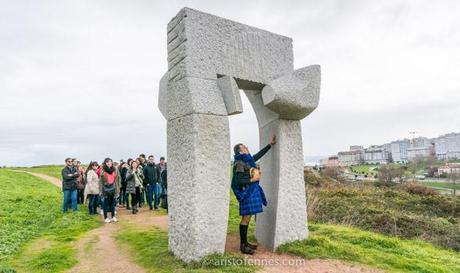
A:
[158,7,320,262]
[217,76,243,115]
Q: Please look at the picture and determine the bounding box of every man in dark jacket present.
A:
[143,155,161,210]
[61,157,80,212]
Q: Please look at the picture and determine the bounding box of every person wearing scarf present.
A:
[232,135,276,254]
[99,158,121,223]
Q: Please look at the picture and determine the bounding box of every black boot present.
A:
[240,243,255,254]
[246,242,258,250]
[132,205,136,214]
[239,224,255,254]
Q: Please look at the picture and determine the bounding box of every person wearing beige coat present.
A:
[85,162,100,215]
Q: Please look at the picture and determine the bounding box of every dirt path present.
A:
[23,171,166,273]
[20,171,62,187]
[66,207,168,273]
[28,171,381,273]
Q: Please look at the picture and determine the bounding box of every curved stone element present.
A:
[217,76,243,115]
[262,65,321,120]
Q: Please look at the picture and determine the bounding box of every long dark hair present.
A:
[85,161,98,176]
[103,158,114,174]
[130,160,138,170]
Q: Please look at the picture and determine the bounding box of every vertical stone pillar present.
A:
[167,113,230,262]
[244,90,308,250]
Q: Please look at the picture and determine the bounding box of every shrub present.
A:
[402,182,438,196]
[306,174,460,251]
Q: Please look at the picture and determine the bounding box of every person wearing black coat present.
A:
[61,157,80,212]
[143,155,161,210]
[119,162,129,208]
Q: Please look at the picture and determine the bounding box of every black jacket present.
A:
[120,167,128,188]
[61,166,79,191]
[143,163,161,186]
[234,144,271,188]
[160,169,167,189]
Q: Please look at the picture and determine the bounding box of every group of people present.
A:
[61,134,276,255]
[61,154,167,223]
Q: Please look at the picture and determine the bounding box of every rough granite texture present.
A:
[262,65,321,120]
[167,114,230,262]
[159,7,320,261]
[217,76,243,115]
[245,91,308,250]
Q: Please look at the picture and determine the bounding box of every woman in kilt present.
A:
[231,135,276,254]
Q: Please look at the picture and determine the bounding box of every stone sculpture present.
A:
[158,7,321,262]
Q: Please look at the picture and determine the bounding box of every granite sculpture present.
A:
[158,7,321,262]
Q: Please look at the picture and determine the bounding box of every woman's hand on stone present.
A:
[270,135,277,145]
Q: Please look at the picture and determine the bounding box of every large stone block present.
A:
[162,76,227,121]
[262,65,321,120]
[166,7,294,84]
[167,113,230,262]
[217,76,243,115]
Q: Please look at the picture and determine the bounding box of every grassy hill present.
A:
[306,169,459,251]
[0,169,101,273]
[1,166,459,272]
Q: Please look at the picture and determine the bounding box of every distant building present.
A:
[434,133,460,160]
[338,150,363,166]
[438,163,460,175]
[407,137,434,161]
[320,156,340,168]
[390,139,410,163]
[363,145,389,164]
[349,145,364,151]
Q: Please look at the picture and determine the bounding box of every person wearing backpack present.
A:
[98,158,121,223]
[231,135,276,255]
[125,160,144,214]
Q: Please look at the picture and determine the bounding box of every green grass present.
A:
[115,224,258,273]
[14,244,78,273]
[420,181,460,190]
[28,165,64,179]
[0,169,101,272]
[279,223,460,273]
[349,164,379,176]
[307,174,460,250]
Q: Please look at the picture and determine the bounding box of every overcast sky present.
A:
[1,0,459,166]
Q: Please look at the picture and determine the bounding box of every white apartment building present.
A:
[363,145,389,164]
[390,139,410,163]
[338,150,363,166]
[434,133,460,160]
[407,137,434,161]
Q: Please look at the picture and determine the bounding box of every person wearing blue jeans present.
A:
[152,182,162,210]
[61,158,79,212]
[63,189,77,212]
[143,155,161,210]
